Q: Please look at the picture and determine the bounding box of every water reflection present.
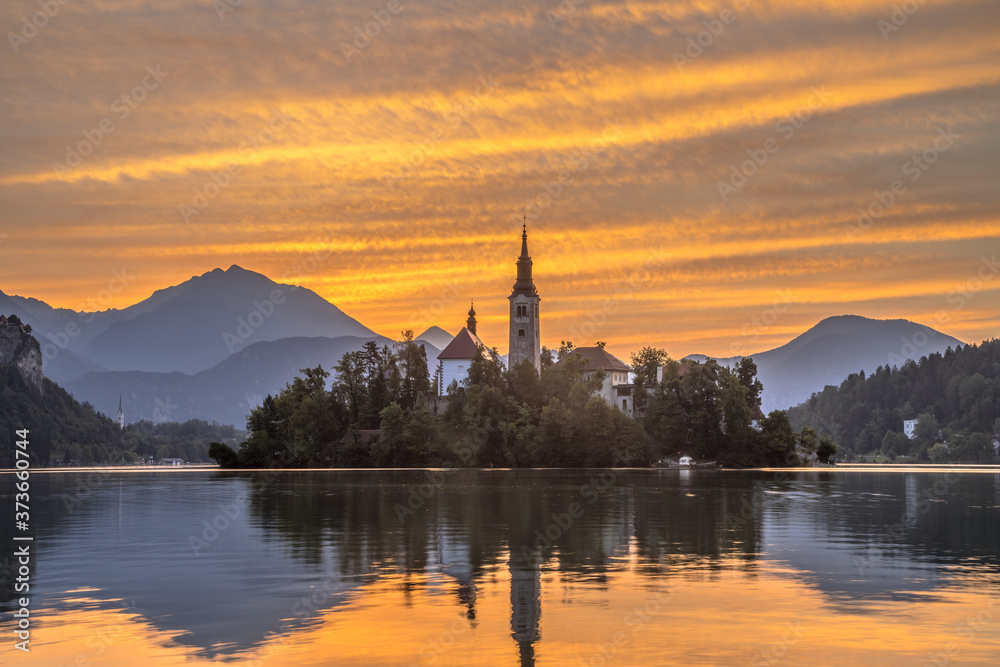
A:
[1,469,999,665]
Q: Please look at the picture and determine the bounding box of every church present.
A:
[433,225,635,413]
[435,224,542,394]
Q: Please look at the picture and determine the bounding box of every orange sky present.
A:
[1,0,998,358]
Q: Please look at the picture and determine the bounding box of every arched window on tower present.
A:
[518,329,525,337]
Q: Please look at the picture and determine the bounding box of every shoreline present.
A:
[5,463,1000,474]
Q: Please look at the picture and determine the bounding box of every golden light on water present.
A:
[18,560,1000,666]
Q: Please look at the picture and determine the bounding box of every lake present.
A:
[2,468,999,665]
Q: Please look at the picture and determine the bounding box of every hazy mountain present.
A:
[65,335,442,427]
[0,289,122,382]
[415,326,453,351]
[686,315,964,413]
[4,266,377,376]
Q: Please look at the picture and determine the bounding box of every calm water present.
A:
[2,468,1000,666]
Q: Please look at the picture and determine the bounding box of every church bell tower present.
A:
[508,223,541,375]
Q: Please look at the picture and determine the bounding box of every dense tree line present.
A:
[216,334,829,469]
[788,340,1000,462]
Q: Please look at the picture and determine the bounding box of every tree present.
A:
[914,413,939,447]
[798,427,818,452]
[240,394,286,467]
[335,351,368,427]
[928,442,949,464]
[397,330,430,410]
[758,410,797,466]
[735,357,763,411]
[506,359,543,408]
[881,430,908,457]
[816,435,838,463]
[374,401,439,466]
[209,441,239,468]
[630,346,670,417]
[630,347,669,387]
[466,345,502,389]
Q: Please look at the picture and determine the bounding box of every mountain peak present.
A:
[686,314,964,413]
[415,326,455,351]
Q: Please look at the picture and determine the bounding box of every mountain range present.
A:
[1,267,967,426]
[0,265,377,376]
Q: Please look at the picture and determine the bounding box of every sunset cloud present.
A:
[1,0,998,359]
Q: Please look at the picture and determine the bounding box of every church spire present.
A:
[512,219,535,296]
[467,300,477,335]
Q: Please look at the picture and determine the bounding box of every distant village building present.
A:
[559,346,633,412]
[158,458,185,466]
[615,364,666,418]
[435,302,490,396]
[903,419,918,440]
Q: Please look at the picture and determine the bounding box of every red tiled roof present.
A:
[559,346,631,372]
[437,327,490,360]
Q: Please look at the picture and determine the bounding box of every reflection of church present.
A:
[509,547,541,666]
[429,520,542,666]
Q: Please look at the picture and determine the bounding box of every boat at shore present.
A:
[652,457,720,469]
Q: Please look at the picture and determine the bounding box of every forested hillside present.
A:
[0,326,242,466]
[788,340,1000,461]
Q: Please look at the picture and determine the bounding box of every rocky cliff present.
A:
[0,317,43,390]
